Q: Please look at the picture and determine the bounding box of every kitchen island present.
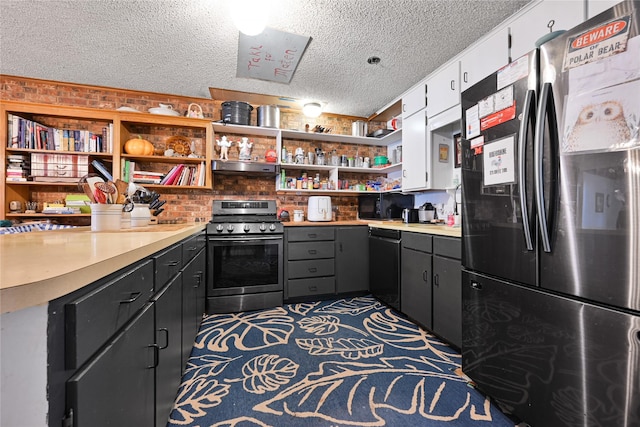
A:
[0,223,205,427]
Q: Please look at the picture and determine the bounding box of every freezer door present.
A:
[536,1,640,311]
[462,270,640,426]
[461,50,537,286]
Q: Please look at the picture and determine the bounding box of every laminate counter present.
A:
[0,223,205,314]
[283,220,461,238]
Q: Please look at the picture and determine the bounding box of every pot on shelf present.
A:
[257,105,280,128]
[221,101,253,125]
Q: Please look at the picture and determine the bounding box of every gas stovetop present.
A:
[208,199,283,235]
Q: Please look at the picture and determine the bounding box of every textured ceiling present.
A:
[0,0,532,117]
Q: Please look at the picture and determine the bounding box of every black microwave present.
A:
[358,193,415,220]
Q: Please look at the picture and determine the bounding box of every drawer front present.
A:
[288,241,335,260]
[402,232,433,253]
[433,236,461,259]
[287,259,335,279]
[181,233,206,264]
[287,277,335,298]
[155,244,183,287]
[287,227,335,242]
[65,259,154,369]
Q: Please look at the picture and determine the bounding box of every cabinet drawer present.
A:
[181,233,205,264]
[288,241,335,260]
[287,277,335,298]
[402,232,433,253]
[65,259,154,369]
[155,244,183,288]
[433,236,461,259]
[287,259,335,279]
[287,227,335,242]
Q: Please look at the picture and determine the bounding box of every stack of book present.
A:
[131,170,165,184]
[6,154,29,182]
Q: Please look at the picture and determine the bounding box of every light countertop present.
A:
[0,224,205,314]
[284,220,462,238]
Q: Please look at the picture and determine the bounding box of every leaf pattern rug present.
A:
[168,295,515,427]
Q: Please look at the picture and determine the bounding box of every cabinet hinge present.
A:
[62,408,74,427]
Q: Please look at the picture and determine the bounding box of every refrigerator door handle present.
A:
[535,82,552,253]
[519,89,536,251]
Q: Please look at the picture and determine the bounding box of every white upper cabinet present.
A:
[587,0,621,18]
[401,82,427,119]
[401,110,429,191]
[426,61,460,119]
[509,0,585,61]
[460,27,510,93]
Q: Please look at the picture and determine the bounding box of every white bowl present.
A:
[148,107,181,116]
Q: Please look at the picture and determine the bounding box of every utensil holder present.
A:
[91,204,124,231]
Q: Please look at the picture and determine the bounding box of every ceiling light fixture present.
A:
[231,0,269,36]
[302,102,322,118]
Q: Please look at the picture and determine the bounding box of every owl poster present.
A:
[562,80,639,153]
[562,35,640,154]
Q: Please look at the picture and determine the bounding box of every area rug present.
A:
[168,295,515,427]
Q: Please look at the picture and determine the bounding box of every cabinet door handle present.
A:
[147,344,160,369]
[186,246,197,251]
[463,71,468,83]
[193,272,203,288]
[422,270,428,282]
[120,292,141,304]
[308,233,317,239]
[166,260,180,266]
[339,243,343,252]
[309,285,317,291]
[471,281,483,290]
[308,249,317,255]
[157,328,169,350]
[451,79,455,91]
[308,267,317,273]
[434,274,439,287]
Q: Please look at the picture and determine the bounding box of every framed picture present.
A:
[439,144,449,163]
[454,133,462,168]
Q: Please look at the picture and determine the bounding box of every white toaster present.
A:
[307,196,332,221]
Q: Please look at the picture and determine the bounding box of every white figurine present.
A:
[295,147,304,164]
[238,137,253,161]
[216,136,233,160]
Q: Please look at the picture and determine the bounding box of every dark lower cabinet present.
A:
[433,255,461,347]
[153,275,183,427]
[65,302,156,427]
[335,226,369,294]
[401,235,433,329]
[182,248,205,367]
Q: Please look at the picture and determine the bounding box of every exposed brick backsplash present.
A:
[2,75,387,223]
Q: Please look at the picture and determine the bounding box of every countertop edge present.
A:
[1,224,205,314]
[283,220,461,237]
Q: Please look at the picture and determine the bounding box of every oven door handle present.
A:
[208,236,283,243]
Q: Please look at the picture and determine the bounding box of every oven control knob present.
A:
[259,223,267,232]
[227,224,235,232]
[243,224,251,233]
[216,224,224,232]
[269,223,277,232]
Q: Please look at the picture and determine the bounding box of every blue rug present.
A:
[168,296,515,426]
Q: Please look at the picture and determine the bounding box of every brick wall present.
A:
[2,75,386,223]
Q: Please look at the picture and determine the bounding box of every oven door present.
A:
[207,235,283,296]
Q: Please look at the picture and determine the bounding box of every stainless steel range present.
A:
[206,200,283,314]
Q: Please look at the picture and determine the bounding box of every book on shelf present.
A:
[31,176,80,183]
[6,114,110,153]
[91,159,113,181]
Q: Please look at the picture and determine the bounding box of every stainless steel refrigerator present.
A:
[460,1,640,425]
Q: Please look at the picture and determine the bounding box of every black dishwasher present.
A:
[369,227,401,310]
